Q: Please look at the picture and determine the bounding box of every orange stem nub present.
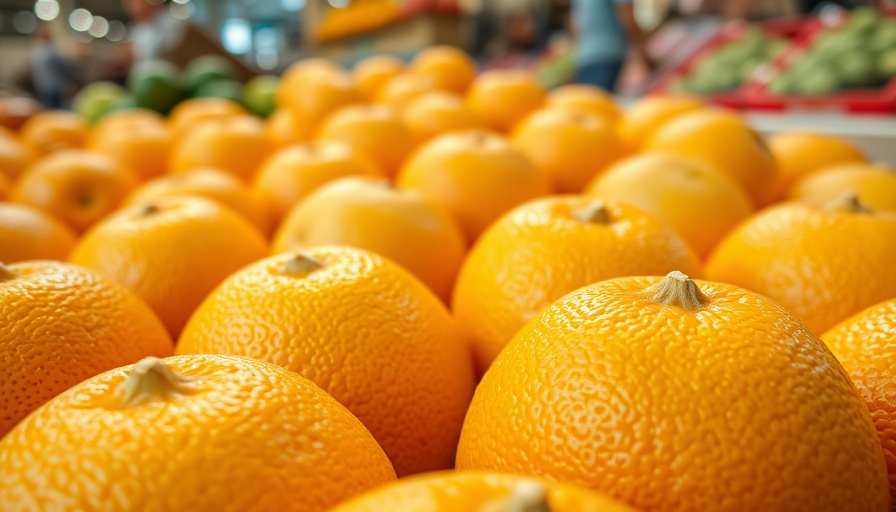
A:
[116,357,198,408]
[648,271,707,311]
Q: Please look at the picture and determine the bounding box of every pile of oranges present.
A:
[2,46,896,511]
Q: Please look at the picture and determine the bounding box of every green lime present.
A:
[127,60,185,114]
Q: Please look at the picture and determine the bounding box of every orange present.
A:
[316,104,416,177]
[587,152,754,259]
[167,97,247,139]
[545,84,621,122]
[706,195,896,334]
[401,91,485,143]
[452,197,702,373]
[279,70,361,128]
[616,95,704,151]
[277,58,343,107]
[510,108,626,193]
[177,247,475,476]
[0,354,396,511]
[0,134,36,182]
[0,173,8,200]
[409,45,477,94]
[169,115,272,182]
[0,203,77,263]
[644,109,778,206]
[822,299,896,501]
[19,110,86,156]
[90,108,164,138]
[397,130,551,243]
[332,471,637,512]
[89,114,171,181]
[769,131,867,197]
[273,176,466,302]
[375,73,439,112]
[788,163,896,212]
[252,140,383,221]
[457,271,890,511]
[70,196,269,337]
[125,168,272,235]
[265,108,314,148]
[0,260,172,437]
[11,149,138,234]
[465,70,547,132]
[353,55,405,101]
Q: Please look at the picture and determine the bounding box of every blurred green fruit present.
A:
[72,81,127,124]
[847,6,880,34]
[794,67,839,96]
[242,75,279,118]
[870,20,896,53]
[192,79,244,104]
[878,48,896,79]
[836,53,879,87]
[98,95,140,117]
[185,55,236,94]
[127,60,184,114]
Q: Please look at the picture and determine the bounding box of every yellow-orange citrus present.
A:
[617,95,704,151]
[458,271,890,511]
[0,203,77,263]
[0,354,396,511]
[272,176,467,302]
[465,70,546,132]
[788,163,896,212]
[706,195,896,334]
[397,130,552,242]
[177,247,475,477]
[452,197,702,373]
[511,108,626,193]
[170,115,272,182]
[409,45,477,94]
[401,91,485,143]
[0,260,172,437]
[353,55,405,101]
[70,196,269,337]
[316,104,416,177]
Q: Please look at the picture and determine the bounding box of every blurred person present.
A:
[570,0,653,91]
[123,0,187,65]
[30,26,83,109]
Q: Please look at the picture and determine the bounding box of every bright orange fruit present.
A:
[616,95,704,151]
[788,163,896,212]
[823,298,896,502]
[0,354,396,511]
[11,149,138,233]
[273,176,467,302]
[706,195,896,334]
[0,203,78,263]
[511,108,626,193]
[167,98,248,140]
[769,131,867,198]
[265,108,314,148]
[465,70,546,132]
[375,73,439,112]
[125,168,272,236]
[452,197,702,373]
[252,140,383,221]
[19,111,86,156]
[332,471,637,512]
[177,247,475,477]
[0,134,36,182]
[409,45,477,94]
[315,104,417,178]
[458,271,890,511]
[587,152,754,259]
[397,130,552,243]
[353,55,405,101]
[401,91,485,143]
[169,115,272,182]
[0,260,172,437]
[70,196,269,337]
[546,84,621,122]
[279,70,361,128]
[644,109,778,206]
[89,114,171,181]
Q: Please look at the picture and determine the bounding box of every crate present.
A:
[648,17,807,108]
[741,9,896,114]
